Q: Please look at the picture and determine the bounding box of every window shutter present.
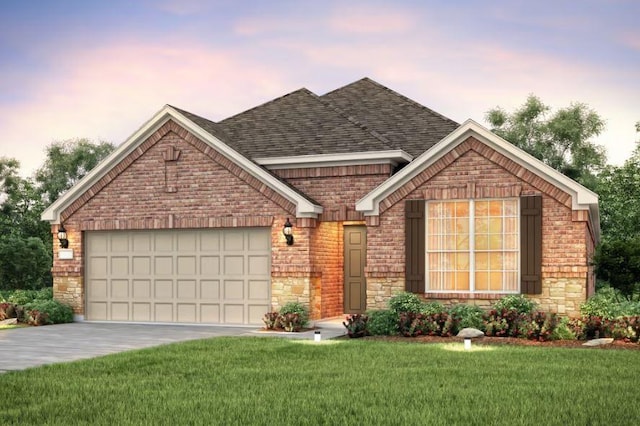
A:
[520,195,542,294]
[405,200,425,293]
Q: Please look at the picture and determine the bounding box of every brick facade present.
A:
[50,121,596,321]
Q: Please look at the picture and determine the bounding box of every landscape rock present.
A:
[582,338,615,347]
[0,318,17,326]
[457,328,484,338]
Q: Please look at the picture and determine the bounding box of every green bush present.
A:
[580,287,626,319]
[366,310,399,336]
[551,317,577,340]
[421,301,444,315]
[594,237,640,297]
[388,292,424,314]
[492,295,537,315]
[447,304,485,330]
[8,289,40,305]
[23,299,74,325]
[343,314,368,338]
[278,302,309,327]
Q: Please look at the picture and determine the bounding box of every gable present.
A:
[356,119,600,241]
[42,105,323,223]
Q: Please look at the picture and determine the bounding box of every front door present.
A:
[344,226,367,314]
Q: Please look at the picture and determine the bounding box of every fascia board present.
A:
[254,150,412,169]
[42,105,322,222]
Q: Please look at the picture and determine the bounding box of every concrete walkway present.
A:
[0,320,346,373]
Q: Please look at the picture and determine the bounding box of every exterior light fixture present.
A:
[283,218,294,245]
[57,224,69,249]
[464,338,472,350]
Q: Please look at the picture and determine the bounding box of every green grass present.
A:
[2,337,638,425]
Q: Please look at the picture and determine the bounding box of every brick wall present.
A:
[367,137,593,316]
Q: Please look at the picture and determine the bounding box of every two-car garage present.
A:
[85,228,271,325]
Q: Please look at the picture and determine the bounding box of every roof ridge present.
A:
[323,77,459,126]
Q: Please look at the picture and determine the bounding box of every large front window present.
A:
[426,199,519,293]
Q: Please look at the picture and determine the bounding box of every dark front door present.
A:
[344,226,367,314]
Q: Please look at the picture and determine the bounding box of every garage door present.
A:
[85,228,271,324]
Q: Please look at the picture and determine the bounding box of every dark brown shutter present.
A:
[520,195,542,294]
[405,200,425,293]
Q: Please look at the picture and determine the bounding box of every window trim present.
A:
[424,198,521,294]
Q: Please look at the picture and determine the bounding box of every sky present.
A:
[1,0,638,177]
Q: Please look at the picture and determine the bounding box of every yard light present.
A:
[464,338,472,350]
[314,331,321,342]
[57,224,69,249]
[283,218,294,246]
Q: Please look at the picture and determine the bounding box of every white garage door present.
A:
[85,228,271,324]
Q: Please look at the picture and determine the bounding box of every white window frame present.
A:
[424,198,520,294]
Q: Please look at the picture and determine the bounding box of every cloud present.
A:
[328,5,417,34]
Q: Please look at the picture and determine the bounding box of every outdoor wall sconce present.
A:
[283,218,294,246]
[57,224,69,249]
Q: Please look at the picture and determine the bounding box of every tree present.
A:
[485,95,607,190]
[35,138,116,205]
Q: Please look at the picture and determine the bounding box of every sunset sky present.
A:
[1,0,638,176]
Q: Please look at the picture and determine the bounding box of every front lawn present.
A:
[2,337,638,425]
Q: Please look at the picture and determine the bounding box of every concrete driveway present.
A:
[0,320,345,373]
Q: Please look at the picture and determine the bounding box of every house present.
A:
[42,78,599,324]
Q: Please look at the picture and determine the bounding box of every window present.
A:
[425,199,519,293]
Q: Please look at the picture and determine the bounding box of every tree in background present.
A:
[593,124,640,296]
[0,139,115,291]
[35,139,115,205]
[486,95,607,191]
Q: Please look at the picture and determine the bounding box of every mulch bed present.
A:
[353,335,640,350]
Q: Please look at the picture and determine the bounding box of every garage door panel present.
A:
[155,304,173,322]
[224,231,244,251]
[249,304,269,324]
[249,280,269,300]
[133,303,151,321]
[111,302,129,321]
[133,280,151,298]
[111,257,129,275]
[177,304,196,322]
[155,257,173,275]
[86,228,270,324]
[177,256,196,275]
[201,280,220,299]
[201,304,220,322]
[89,302,108,320]
[177,280,196,299]
[201,256,220,275]
[133,257,151,274]
[111,234,129,252]
[111,279,129,299]
[224,280,244,299]
[155,234,173,251]
[249,255,269,275]
[154,280,173,299]
[224,305,244,323]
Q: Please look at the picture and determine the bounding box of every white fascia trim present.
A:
[356,119,599,216]
[42,105,322,223]
[254,150,412,170]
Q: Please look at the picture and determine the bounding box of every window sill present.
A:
[425,292,519,300]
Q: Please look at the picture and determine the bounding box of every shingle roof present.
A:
[217,88,396,158]
[321,77,459,158]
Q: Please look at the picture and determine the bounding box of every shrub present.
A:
[483,309,528,338]
[343,314,368,338]
[366,309,399,336]
[26,309,49,326]
[397,312,459,337]
[0,302,16,320]
[388,292,424,314]
[279,313,304,332]
[492,295,537,315]
[8,289,40,306]
[447,304,485,330]
[22,299,74,325]
[278,302,309,328]
[551,317,577,340]
[263,312,280,330]
[421,301,445,315]
[580,287,626,319]
[35,287,53,300]
[526,312,560,342]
